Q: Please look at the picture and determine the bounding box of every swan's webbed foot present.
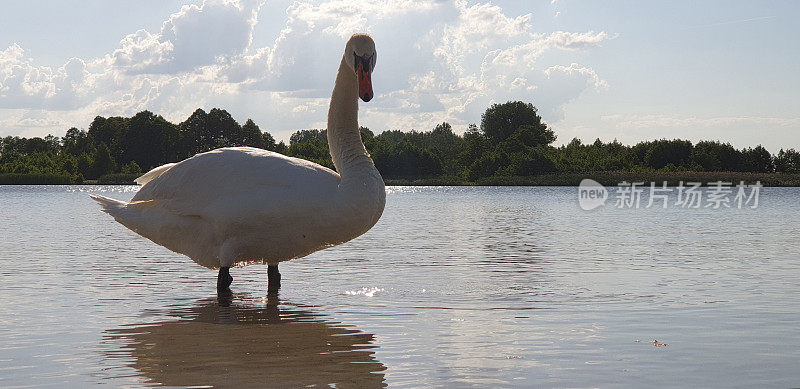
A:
[217,266,233,290]
[267,264,281,292]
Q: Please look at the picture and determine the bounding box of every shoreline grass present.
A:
[385,172,800,187]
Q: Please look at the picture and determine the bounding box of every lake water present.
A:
[1,185,799,388]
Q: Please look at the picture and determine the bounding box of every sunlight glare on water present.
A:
[1,185,799,387]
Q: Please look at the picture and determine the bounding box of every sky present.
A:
[0,0,798,151]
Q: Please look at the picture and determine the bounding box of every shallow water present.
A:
[1,185,799,387]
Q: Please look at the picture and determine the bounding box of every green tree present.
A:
[22,137,56,154]
[121,161,143,175]
[372,139,442,179]
[60,156,78,176]
[287,130,333,169]
[690,141,742,171]
[481,101,548,145]
[62,128,94,156]
[494,127,557,176]
[775,149,800,173]
[636,139,693,170]
[360,127,374,143]
[91,143,117,178]
[274,141,288,154]
[741,145,774,173]
[77,153,94,179]
[1,136,24,154]
[205,108,241,149]
[290,129,327,145]
[88,116,128,160]
[178,108,208,157]
[423,122,463,175]
[177,108,245,156]
[467,151,509,180]
[44,135,61,153]
[502,147,556,176]
[122,111,179,171]
[458,124,490,171]
[513,124,556,147]
[261,131,278,151]
[239,119,264,148]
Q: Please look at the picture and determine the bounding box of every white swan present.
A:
[91,34,385,291]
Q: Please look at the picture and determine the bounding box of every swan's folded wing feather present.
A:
[135,163,177,185]
[131,147,341,219]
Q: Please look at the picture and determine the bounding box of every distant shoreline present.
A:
[3,171,800,187]
[387,171,800,186]
[0,173,140,185]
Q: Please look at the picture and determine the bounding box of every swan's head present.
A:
[344,34,376,102]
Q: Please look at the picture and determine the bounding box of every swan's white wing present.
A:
[135,163,176,185]
[116,147,344,266]
[131,147,341,221]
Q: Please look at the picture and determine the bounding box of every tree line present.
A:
[1,101,799,184]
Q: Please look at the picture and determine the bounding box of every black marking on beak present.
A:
[353,51,374,73]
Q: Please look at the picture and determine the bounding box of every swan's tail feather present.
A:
[90,194,151,227]
[91,193,158,236]
[90,193,216,268]
[90,194,128,214]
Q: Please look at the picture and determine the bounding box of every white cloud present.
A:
[425,29,610,124]
[0,0,611,141]
[546,31,610,50]
[545,63,607,90]
[435,0,532,66]
[112,0,263,74]
[601,114,800,129]
[286,0,438,38]
[111,29,173,73]
[0,44,95,110]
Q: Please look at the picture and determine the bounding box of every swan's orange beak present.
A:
[357,65,373,102]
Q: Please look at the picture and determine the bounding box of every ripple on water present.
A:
[345,287,385,297]
[1,185,800,387]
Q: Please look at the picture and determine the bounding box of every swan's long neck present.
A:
[327,56,372,177]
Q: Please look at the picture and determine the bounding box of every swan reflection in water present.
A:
[104,293,386,387]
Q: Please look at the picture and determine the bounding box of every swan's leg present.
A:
[217,283,233,307]
[218,266,233,289]
[217,240,236,290]
[267,264,281,292]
